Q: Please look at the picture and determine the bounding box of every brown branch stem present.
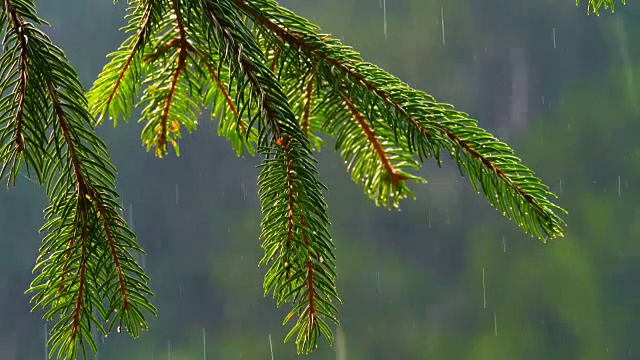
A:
[341,89,406,187]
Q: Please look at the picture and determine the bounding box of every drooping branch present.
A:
[72,0,574,357]
[199,0,339,353]
[1,1,156,358]
[236,0,566,239]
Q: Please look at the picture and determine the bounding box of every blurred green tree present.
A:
[1,0,620,358]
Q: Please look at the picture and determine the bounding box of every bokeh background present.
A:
[1,0,639,359]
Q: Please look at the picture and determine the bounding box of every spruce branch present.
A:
[14,0,586,356]
[199,1,339,352]
[255,24,422,207]
[234,0,567,240]
[83,0,571,354]
[88,0,340,353]
[4,0,627,357]
[0,0,155,359]
[86,0,165,127]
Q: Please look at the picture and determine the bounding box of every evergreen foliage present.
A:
[0,0,623,358]
[580,0,625,14]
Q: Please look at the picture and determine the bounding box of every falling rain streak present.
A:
[482,267,487,309]
[440,5,445,45]
[128,203,135,231]
[382,0,387,39]
[203,328,207,360]
[269,333,274,360]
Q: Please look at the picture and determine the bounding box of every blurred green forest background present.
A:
[1,0,639,359]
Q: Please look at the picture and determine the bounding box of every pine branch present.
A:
[83,0,574,355]
[86,0,164,126]
[137,0,198,157]
[6,0,624,357]
[0,1,155,358]
[198,1,339,352]
[254,26,423,207]
[258,32,325,151]
[235,0,567,240]
[88,0,340,353]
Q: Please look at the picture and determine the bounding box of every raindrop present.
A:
[269,333,274,360]
[502,236,506,253]
[559,179,563,194]
[128,203,135,231]
[382,0,387,39]
[494,311,498,336]
[482,267,486,309]
[617,175,621,197]
[552,28,556,49]
[440,5,446,45]
[203,328,207,360]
